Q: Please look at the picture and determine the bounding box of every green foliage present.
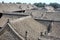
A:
[2,1,4,4]
[49,3,60,9]
[34,2,46,7]
[16,2,21,4]
[33,2,60,9]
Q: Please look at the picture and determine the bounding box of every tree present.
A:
[49,3,60,9]
[9,2,12,4]
[33,2,60,8]
[2,1,4,4]
[16,2,21,4]
[33,2,46,7]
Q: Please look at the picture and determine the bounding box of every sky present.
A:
[0,0,60,4]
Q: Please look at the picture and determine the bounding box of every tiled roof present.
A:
[9,16,47,40]
[0,16,8,27]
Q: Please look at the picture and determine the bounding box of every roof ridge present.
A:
[10,16,32,22]
[8,23,25,40]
